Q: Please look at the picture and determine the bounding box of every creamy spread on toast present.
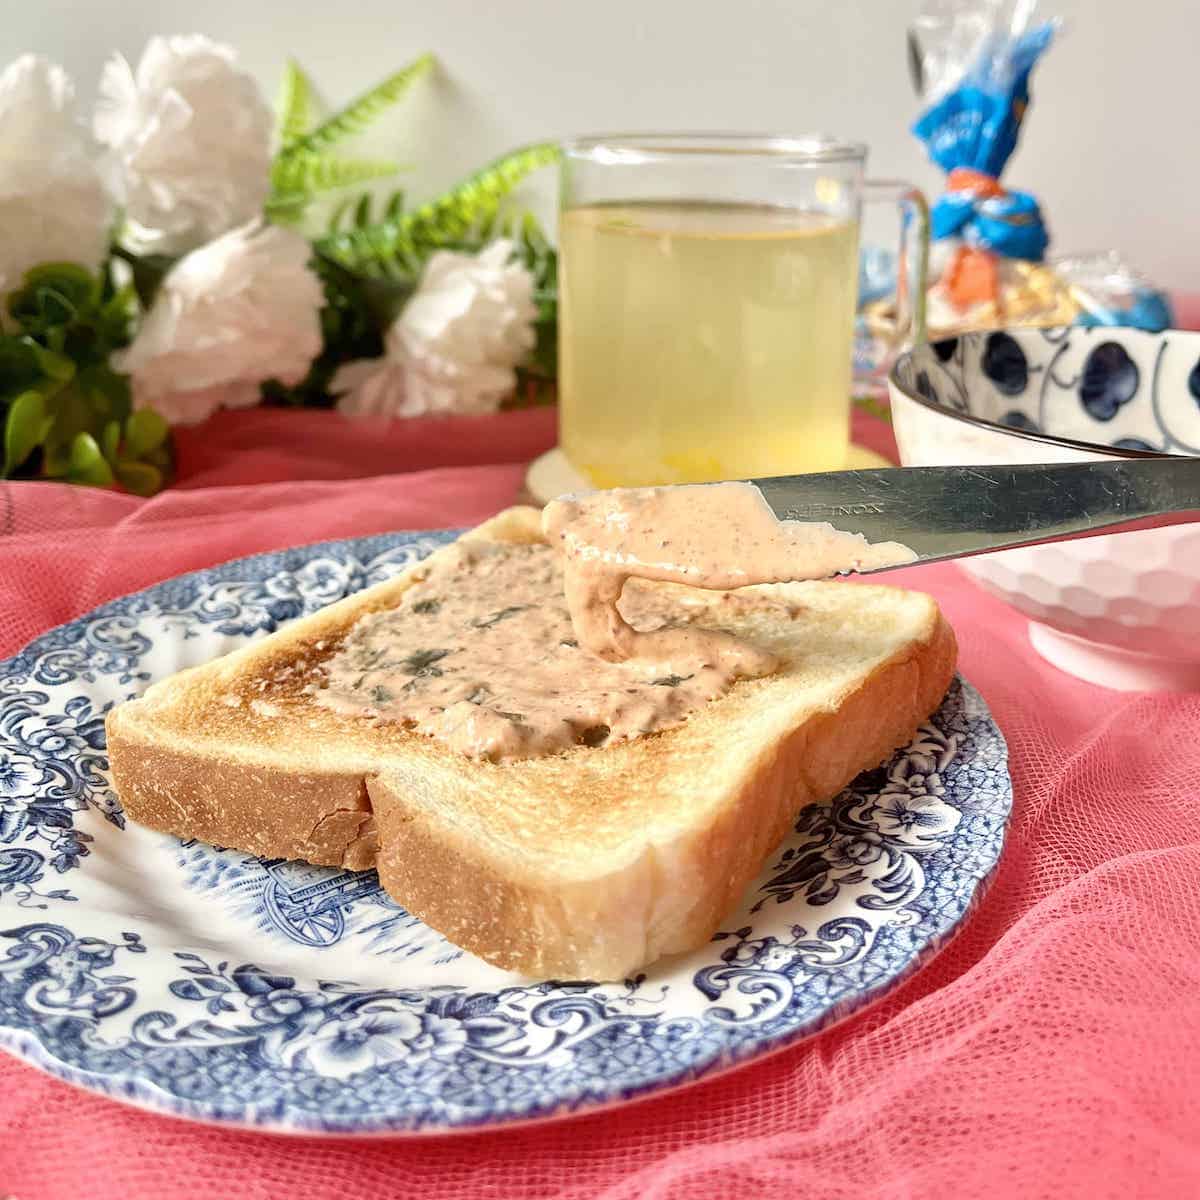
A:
[315,538,792,761]
[316,484,912,762]
[542,481,916,661]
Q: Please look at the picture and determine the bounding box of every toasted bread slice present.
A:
[106,507,956,980]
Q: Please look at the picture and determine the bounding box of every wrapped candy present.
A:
[857,0,1171,356]
[911,0,1062,327]
[1053,251,1174,332]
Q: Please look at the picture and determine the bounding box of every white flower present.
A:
[0,55,114,303]
[329,350,409,420]
[95,35,272,256]
[332,239,536,419]
[113,221,323,426]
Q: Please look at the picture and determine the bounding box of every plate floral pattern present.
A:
[0,531,1011,1133]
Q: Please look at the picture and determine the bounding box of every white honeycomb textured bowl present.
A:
[889,327,1200,692]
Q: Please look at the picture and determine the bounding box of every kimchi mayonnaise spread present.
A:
[316,483,913,761]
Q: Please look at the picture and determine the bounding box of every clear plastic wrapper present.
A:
[1052,251,1174,332]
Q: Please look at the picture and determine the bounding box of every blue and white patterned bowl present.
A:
[890,327,1200,691]
[0,530,1012,1134]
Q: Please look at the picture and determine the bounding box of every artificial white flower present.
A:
[0,55,114,304]
[332,239,537,419]
[114,221,323,426]
[95,35,272,256]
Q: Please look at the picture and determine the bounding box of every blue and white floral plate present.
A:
[0,530,1011,1135]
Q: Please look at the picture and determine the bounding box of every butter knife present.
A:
[752,458,1200,572]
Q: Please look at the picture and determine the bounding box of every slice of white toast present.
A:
[106,506,956,980]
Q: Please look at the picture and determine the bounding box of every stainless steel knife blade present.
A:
[751,458,1200,571]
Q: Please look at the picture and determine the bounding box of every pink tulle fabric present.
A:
[2,402,1198,1199]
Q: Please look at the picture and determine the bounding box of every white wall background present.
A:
[11,0,1196,288]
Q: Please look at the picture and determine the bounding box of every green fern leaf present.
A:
[272,153,399,200]
[264,197,309,226]
[286,54,433,160]
[318,141,560,278]
[394,141,561,243]
[275,59,315,149]
[327,196,355,233]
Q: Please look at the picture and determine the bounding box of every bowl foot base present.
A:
[1028,622,1200,693]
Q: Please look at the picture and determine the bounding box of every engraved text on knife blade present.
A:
[779,502,887,519]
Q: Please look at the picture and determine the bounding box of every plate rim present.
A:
[0,870,999,1141]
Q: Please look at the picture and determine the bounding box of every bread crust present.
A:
[106,723,379,869]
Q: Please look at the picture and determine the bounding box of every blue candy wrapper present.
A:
[912,17,1054,178]
[911,0,1057,261]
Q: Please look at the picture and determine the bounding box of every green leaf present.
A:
[406,141,560,241]
[384,189,405,221]
[66,432,114,487]
[24,338,76,384]
[354,193,373,228]
[7,263,98,329]
[3,390,47,476]
[327,196,355,233]
[124,408,169,457]
[270,152,400,202]
[115,461,163,497]
[42,386,94,454]
[275,59,315,149]
[285,54,433,160]
[0,337,42,397]
[263,197,309,227]
[79,364,132,424]
[98,282,138,344]
[0,259,138,489]
[100,420,121,465]
[17,261,97,299]
[317,142,561,279]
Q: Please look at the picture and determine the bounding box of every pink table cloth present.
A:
[2,401,1199,1200]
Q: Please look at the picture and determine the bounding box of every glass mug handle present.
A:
[855,180,930,393]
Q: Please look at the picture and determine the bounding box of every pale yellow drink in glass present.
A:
[559,201,859,487]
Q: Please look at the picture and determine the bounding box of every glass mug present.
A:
[557,134,928,487]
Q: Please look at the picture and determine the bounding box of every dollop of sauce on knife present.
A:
[542,481,916,662]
